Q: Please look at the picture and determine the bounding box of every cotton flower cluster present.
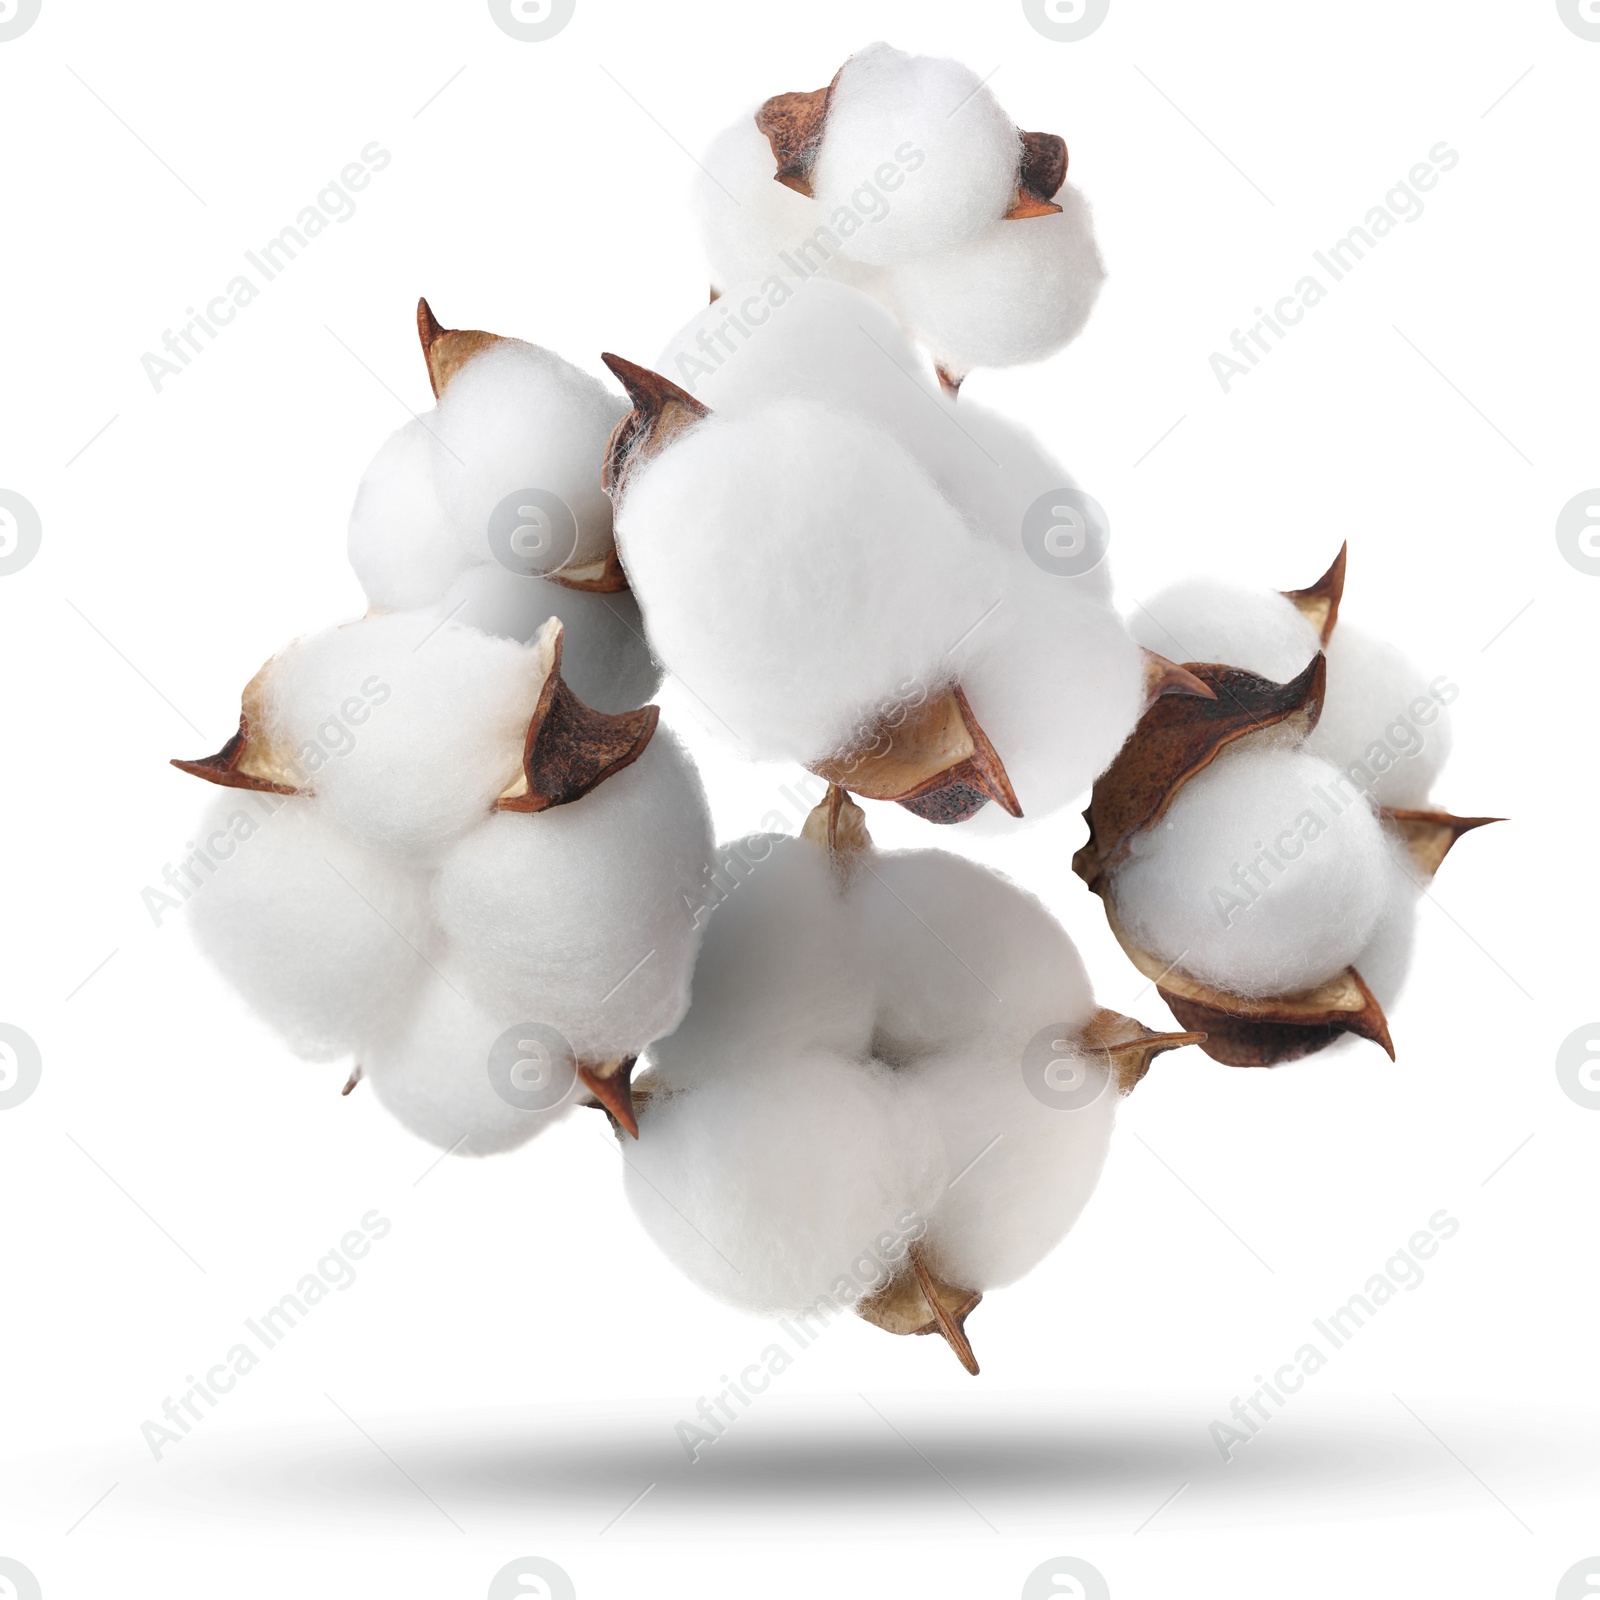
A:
[1073,549,1492,1064]
[624,797,1194,1369]
[177,302,715,1154]
[612,275,1147,827]
[347,303,659,713]
[694,42,1105,385]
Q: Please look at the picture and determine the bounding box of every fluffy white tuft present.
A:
[186,793,429,1061]
[429,340,626,571]
[812,43,1019,266]
[432,731,713,1061]
[347,418,467,612]
[1128,579,1321,684]
[886,187,1106,375]
[364,967,576,1156]
[1112,746,1393,996]
[263,613,539,861]
[1304,624,1453,808]
[616,398,1004,762]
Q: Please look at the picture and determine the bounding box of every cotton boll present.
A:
[957,574,1145,827]
[1128,579,1321,683]
[1303,624,1453,808]
[263,613,539,861]
[433,565,661,711]
[813,43,1019,267]
[886,188,1105,375]
[186,793,429,1061]
[616,399,1005,763]
[347,417,468,613]
[850,849,1098,1063]
[625,1053,947,1314]
[432,731,713,1062]
[364,966,575,1155]
[694,115,882,293]
[430,340,626,572]
[1111,746,1393,997]
[652,833,876,1081]
[913,1041,1116,1290]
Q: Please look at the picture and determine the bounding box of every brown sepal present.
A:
[342,1064,363,1096]
[856,1242,981,1376]
[416,297,505,399]
[600,354,712,505]
[1282,543,1348,646]
[1078,1006,1207,1095]
[1383,808,1503,880]
[800,784,872,881]
[934,364,964,399]
[495,618,659,813]
[754,81,836,196]
[1073,654,1327,887]
[171,658,304,795]
[578,1057,639,1139]
[543,545,631,594]
[1003,130,1068,219]
[813,684,1022,826]
[1140,648,1218,710]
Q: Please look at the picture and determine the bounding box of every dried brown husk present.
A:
[173,618,658,821]
[1077,546,1500,1067]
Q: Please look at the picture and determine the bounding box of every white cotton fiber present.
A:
[913,1040,1116,1290]
[616,398,1005,763]
[657,276,937,441]
[432,565,661,712]
[851,849,1098,1062]
[812,43,1019,267]
[626,1053,947,1314]
[886,187,1106,375]
[957,572,1145,826]
[364,966,576,1156]
[429,340,626,572]
[186,793,429,1061]
[1303,624,1453,808]
[850,850,1115,1287]
[1351,827,1423,1010]
[432,731,713,1061]
[1128,580,1321,684]
[694,116,882,294]
[347,417,467,613]
[651,833,875,1077]
[262,613,540,861]
[1111,745,1393,997]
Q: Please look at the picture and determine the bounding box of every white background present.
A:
[1,1,1595,1596]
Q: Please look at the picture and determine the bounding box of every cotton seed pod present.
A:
[755,42,1069,264]
[172,613,658,861]
[1085,547,1499,1065]
[604,356,1169,825]
[348,302,659,707]
[626,790,1203,1374]
[184,791,430,1062]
